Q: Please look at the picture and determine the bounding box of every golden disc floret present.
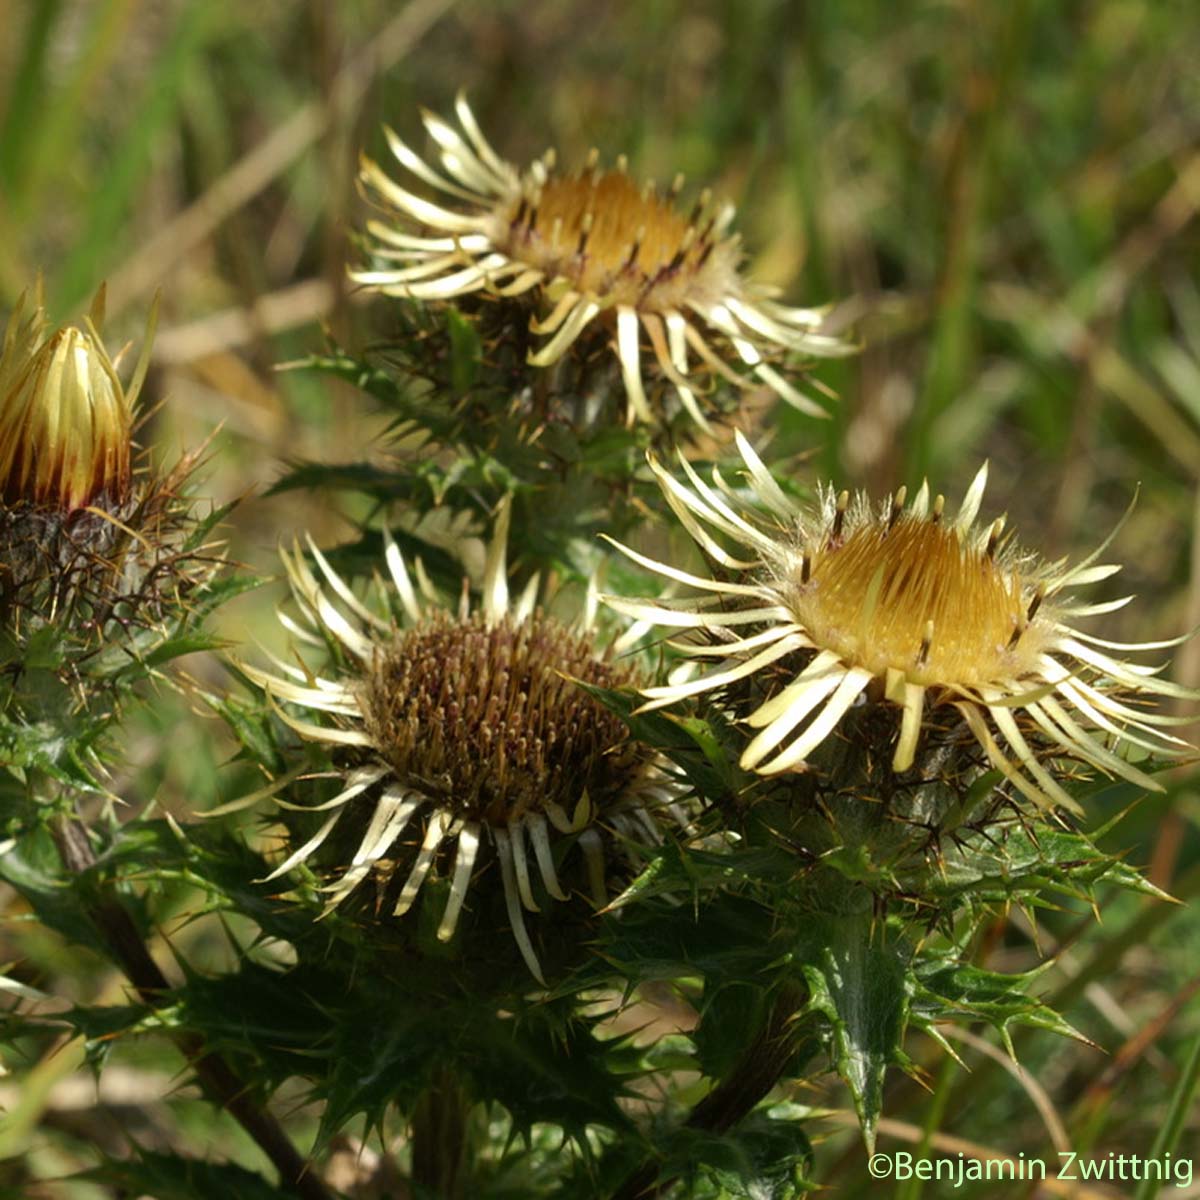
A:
[790,510,1044,690]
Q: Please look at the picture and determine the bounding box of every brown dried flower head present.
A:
[234,502,681,982]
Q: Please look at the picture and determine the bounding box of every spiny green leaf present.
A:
[204,689,286,776]
[0,830,113,956]
[140,632,227,668]
[447,305,482,393]
[76,1150,290,1200]
[912,953,1088,1052]
[640,1114,815,1200]
[282,350,461,440]
[799,913,910,1150]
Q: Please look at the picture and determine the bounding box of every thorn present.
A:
[669,172,685,197]
[689,188,712,224]
[615,153,628,174]
[931,494,945,524]
[542,147,557,171]
[585,147,600,175]
[889,487,907,531]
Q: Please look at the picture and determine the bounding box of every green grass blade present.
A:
[16,0,140,223]
[1133,1028,1200,1200]
[0,0,65,196]
[57,2,218,309]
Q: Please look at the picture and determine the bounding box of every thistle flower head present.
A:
[237,504,678,983]
[0,285,149,512]
[605,434,1196,812]
[0,286,219,655]
[351,94,847,431]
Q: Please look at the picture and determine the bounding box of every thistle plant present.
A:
[0,287,325,1196]
[0,285,231,802]
[1,79,1196,1200]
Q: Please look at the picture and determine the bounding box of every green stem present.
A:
[410,1066,470,1200]
[1133,1029,1200,1200]
[50,814,332,1200]
[610,981,809,1200]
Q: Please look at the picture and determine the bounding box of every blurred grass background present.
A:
[1,0,1198,1195]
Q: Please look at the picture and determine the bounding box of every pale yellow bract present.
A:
[351,94,849,431]
[604,433,1196,810]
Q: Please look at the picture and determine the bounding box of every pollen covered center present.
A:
[361,611,648,826]
[496,170,725,308]
[790,515,1039,688]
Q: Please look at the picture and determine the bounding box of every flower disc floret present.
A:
[362,609,647,828]
[788,506,1041,689]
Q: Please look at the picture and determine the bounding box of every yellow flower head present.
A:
[234,503,681,983]
[605,434,1196,811]
[351,95,848,431]
[0,286,152,512]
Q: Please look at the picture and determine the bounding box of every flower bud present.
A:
[0,285,151,512]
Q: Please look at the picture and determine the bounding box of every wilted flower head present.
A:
[0,284,147,512]
[235,503,679,983]
[605,434,1195,810]
[351,94,847,431]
